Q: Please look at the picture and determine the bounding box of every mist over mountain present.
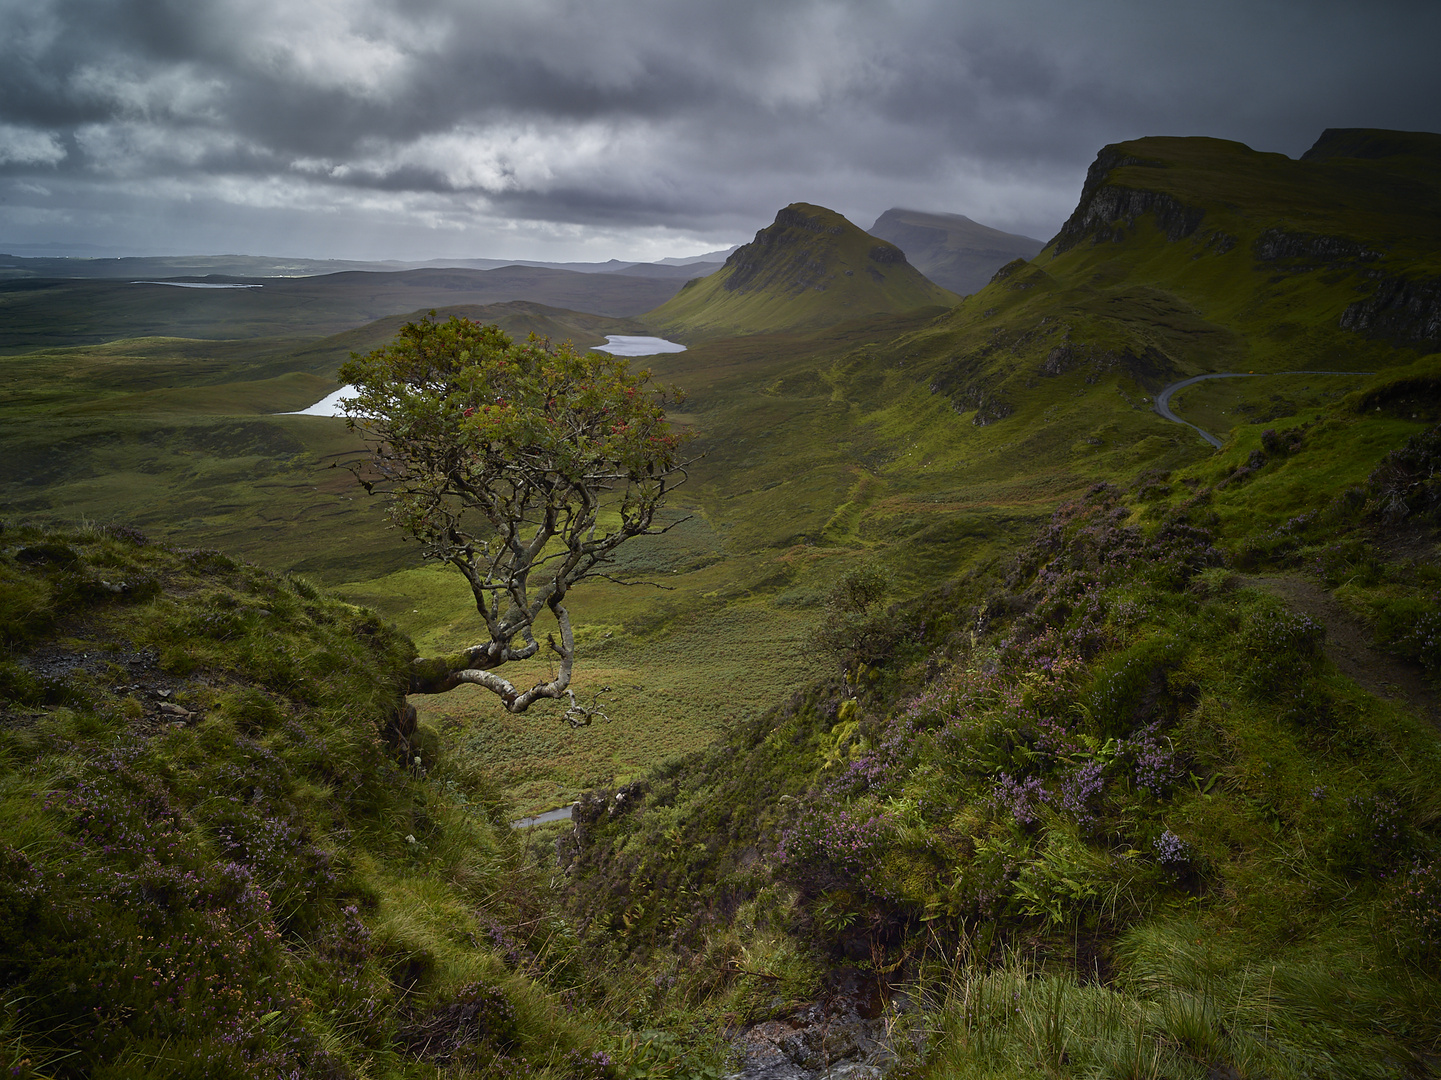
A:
[867,208,1046,296]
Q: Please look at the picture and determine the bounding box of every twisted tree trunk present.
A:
[407,601,575,713]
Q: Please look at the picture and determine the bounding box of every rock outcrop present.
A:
[1050,146,1205,254]
[1341,276,1441,346]
[1252,228,1382,266]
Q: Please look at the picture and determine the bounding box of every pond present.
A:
[280,387,354,416]
[131,281,263,289]
[590,335,686,356]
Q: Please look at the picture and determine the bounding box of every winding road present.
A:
[1153,370,1375,448]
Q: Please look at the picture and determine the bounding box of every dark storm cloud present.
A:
[1,0,1438,260]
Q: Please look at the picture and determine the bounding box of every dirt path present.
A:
[1242,574,1440,727]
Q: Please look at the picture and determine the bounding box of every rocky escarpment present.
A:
[1341,276,1441,346]
[1252,227,1383,267]
[1051,146,1205,254]
[1038,341,1175,389]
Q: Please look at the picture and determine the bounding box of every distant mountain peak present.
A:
[1301,127,1441,164]
[867,208,1044,296]
[646,202,956,335]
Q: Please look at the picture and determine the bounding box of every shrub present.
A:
[1238,607,1324,699]
[1386,855,1441,962]
[1373,597,1441,675]
[1365,422,1441,523]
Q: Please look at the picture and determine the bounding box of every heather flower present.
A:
[1153,830,1190,868]
[1057,761,1105,825]
[1122,723,1181,797]
[991,772,1048,826]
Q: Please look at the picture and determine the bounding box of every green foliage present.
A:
[1080,635,1184,737]
[339,314,686,503]
[339,314,690,711]
[813,562,900,669]
[1363,421,1441,524]
[558,408,1441,1074]
[0,523,613,1078]
[6,131,1441,1077]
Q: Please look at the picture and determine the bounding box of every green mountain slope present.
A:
[858,130,1440,461]
[868,207,1045,295]
[543,130,1441,1077]
[645,203,959,337]
[561,390,1441,1075]
[3,127,1441,1078]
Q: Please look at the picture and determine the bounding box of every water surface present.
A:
[131,281,263,289]
[280,387,353,416]
[591,335,685,356]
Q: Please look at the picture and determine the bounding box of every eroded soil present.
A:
[1243,573,1440,728]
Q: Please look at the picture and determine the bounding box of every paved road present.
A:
[1153,370,1375,448]
[511,804,576,829]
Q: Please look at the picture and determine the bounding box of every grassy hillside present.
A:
[0,301,647,575]
[557,363,1441,1077]
[868,132,1441,449]
[536,130,1441,1075]
[868,208,1045,296]
[7,132,1439,837]
[645,203,958,337]
[0,522,635,1079]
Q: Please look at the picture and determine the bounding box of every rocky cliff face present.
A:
[1342,276,1441,346]
[1252,228,1383,266]
[1050,146,1206,254]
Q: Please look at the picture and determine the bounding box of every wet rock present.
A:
[572,790,609,827]
[610,780,648,817]
[722,972,900,1080]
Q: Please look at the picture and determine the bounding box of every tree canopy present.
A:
[339,315,688,714]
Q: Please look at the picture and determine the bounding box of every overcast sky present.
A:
[2,0,1438,263]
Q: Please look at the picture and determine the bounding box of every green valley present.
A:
[3,127,1440,1079]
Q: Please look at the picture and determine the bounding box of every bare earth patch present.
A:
[1243,573,1439,727]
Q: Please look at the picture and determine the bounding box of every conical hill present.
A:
[645,202,959,336]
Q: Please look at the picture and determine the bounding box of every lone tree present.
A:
[340,315,688,715]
